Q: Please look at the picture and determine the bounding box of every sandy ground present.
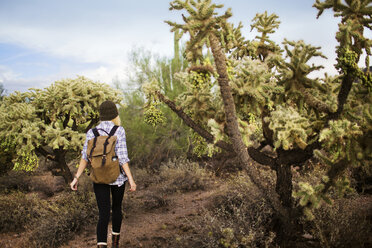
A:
[60,187,219,248]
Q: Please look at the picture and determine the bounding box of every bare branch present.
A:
[155,91,234,153]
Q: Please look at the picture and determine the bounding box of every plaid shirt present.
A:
[82,121,129,186]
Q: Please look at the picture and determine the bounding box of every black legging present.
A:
[93,183,125,243]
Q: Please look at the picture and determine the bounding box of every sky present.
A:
[0,0,356,93]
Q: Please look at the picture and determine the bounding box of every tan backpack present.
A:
[87,126,121,184]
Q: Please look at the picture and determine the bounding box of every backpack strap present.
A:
[92,128,100,137]
[109,125,119,136]
[88,128,99,162]
[96,128,109,135]
[101,126,119,167]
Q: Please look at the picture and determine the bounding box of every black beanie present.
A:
[99,100,118,121]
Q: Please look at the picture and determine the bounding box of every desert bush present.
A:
[158,159,210,194]
[119,46,189,169]
[0,171,68,197]
[0,192,41,232]
[0,172,32,193]
[132,167,162,189]
[123,186,169,212]
[28,191,97,248]
[180,173,276,248]
[311,196,372,248]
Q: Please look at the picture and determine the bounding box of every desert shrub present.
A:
[132,167,162,189]
[158,158,210,194]
[311,196,372,248]
[123,187,169,212]
[28,191,97,248]
[0,192,41,233]
[120,93,189,170]
[0,172,33,194]
[181,173,276,248]
[27,176,56,197]
[119,46,189,170]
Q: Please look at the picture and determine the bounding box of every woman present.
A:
[70,100,136,248]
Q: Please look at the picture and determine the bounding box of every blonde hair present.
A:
[111,115,121,126]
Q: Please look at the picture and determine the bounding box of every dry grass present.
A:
[0,192,41,232]
[177,172,277,248]
[158,158,211,194]
[28,191,97,248]
[125,158,211,212]
[0,170,97,248]
[311,195,372,247]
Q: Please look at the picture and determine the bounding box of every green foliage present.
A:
[175,76,217,123]
[250,11,282,60]
[319,119,363,163]
[144,102,166,126]
[229,57,281,116]
[166,0,232,63]
[162,0,371,199]
[337,48,372,91]
[120,45,189,167]
[267,105,312,150]
[251,11,280,42]
[191,131,210,157]
[120,91,187,168]
[13,151,39,171]
[293,181,331,220]
[0,76,122,172]
[314,0,372,92]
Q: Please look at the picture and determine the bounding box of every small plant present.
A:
[180,173,276,248]
[159,159,210,193]
[28,191,97,248]
[0,192,41,232]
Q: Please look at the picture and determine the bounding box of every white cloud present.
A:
[0,65,19,83]
[0,0,369,94]
[0,65,51,92]
[0,24,172,65]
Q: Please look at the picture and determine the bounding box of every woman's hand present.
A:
[70,178,78,191]
[129,179,137,192]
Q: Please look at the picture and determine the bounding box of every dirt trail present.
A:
[61,187,219,248]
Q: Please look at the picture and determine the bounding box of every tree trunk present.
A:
[208,32,303,245]
[208,32,287,215]
[54,149,73,184]
[275,163,293,208]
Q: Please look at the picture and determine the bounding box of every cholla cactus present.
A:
[229,57,282,115]
[148,1,372,240]
[250,11,282,60]
[0,76,122,183]
[144,102,165,127]
[314,0,372,90]
[267,105,311,150]
[293,181,332,220]
[319,119,363,163]
[166,0,232,64]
